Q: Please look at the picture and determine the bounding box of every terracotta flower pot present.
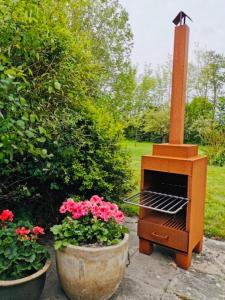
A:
[56,234,129,300]
[0,259,51,300]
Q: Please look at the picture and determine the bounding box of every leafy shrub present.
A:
[0,0,133,224]
[207,147,225,167]
[0,209,49,280]
[51,196,128,250]
[191,120,225,166]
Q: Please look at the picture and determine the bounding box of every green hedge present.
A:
[0,0,133,224]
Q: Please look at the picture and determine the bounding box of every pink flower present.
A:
[91,204,100,217]
[59,198,76,214]
[109,203,118,212]
[59,205,67,214]
[114,211,125,224]
[58,195,125,225]
[33,226,45,235]
[80,202,89,216]
[0,209,14,222]
[16,227,30,235]
[72,211,82,219]
[66,198,77,212]
[90,195,103,204]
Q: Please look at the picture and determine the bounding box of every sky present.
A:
[119,0,225,74]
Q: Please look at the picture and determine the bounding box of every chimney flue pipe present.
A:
[169,24,189,144]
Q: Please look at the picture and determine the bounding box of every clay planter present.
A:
[0,260,51,300]
[56,234,129,300]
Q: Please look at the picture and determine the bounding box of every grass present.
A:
[123,140,225,240]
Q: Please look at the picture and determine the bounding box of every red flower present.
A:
[16,227,30,235]
[0,210,14,222]
[33,226,45,235]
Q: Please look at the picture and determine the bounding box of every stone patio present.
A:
[41,217,225,300]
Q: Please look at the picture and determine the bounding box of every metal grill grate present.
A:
[163,217,186,230]
[123,190,189,215]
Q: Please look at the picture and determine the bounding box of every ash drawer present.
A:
[138,218,188,252]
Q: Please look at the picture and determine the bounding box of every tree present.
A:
[152,58,172,105]
[193,49,225,119]
[83,0,136,116]
[143,107,170,143]
[186,97,213,120]
[109,64,137,120]
[217,97,225,128]
[133,66,155,114]
[185,97,213,143]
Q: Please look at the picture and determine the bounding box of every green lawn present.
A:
[123,140,225,239]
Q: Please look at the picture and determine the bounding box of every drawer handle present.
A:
[151,232,169,240]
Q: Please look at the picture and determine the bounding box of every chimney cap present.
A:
[173,11,192,26]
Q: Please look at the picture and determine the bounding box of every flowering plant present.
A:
[51,195,128,250]
[0,209,49,280]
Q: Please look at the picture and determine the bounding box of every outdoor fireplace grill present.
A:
[123,12,207,270]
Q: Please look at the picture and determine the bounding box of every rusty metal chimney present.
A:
[169,12,191,144]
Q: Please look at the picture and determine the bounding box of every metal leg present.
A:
[175,251,192,270]
[193,239,203,254]
[139,238,154,255]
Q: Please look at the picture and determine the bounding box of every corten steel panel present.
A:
[141,155,193,175]
[169,25,189,144]
[186,157,207,251]
[153,144,198,158]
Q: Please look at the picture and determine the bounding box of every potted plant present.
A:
[51,195,129,300]
[0,209,50,300]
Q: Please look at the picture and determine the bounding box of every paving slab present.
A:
[41,217,225,300]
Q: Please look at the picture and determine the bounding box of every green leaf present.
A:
[48,86,53,93]
[50,225,62,235]
[38,126,47,135]
[54,240,63,250]
[26,130,35,138]
[24,253,36,263]
[37,137,46,143]
[50,182,60,190]
[54,81,61,90]
[30,114,37,123]
[19,97,27,105]
[42,149,47,156]
[16,120,25,128]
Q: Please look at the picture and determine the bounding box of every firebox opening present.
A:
[143,170,188,198]
[123,170,189,216]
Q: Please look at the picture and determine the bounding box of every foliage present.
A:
[51,196,128,250]
[207,147,225,167]
[143,107,170,143]
[124,48,225,149]
[185,97,213,143]
[186,114,225,166]
[0,209,48,280]
[194,50,225,118]
[0,0,134,223]
[186,97,213,121]
[83,0,136,119]
[151,60,172,105]
[217,97,225,128]
[133,68,155,113]
[125,105,170,143]
[202,126,225,166]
